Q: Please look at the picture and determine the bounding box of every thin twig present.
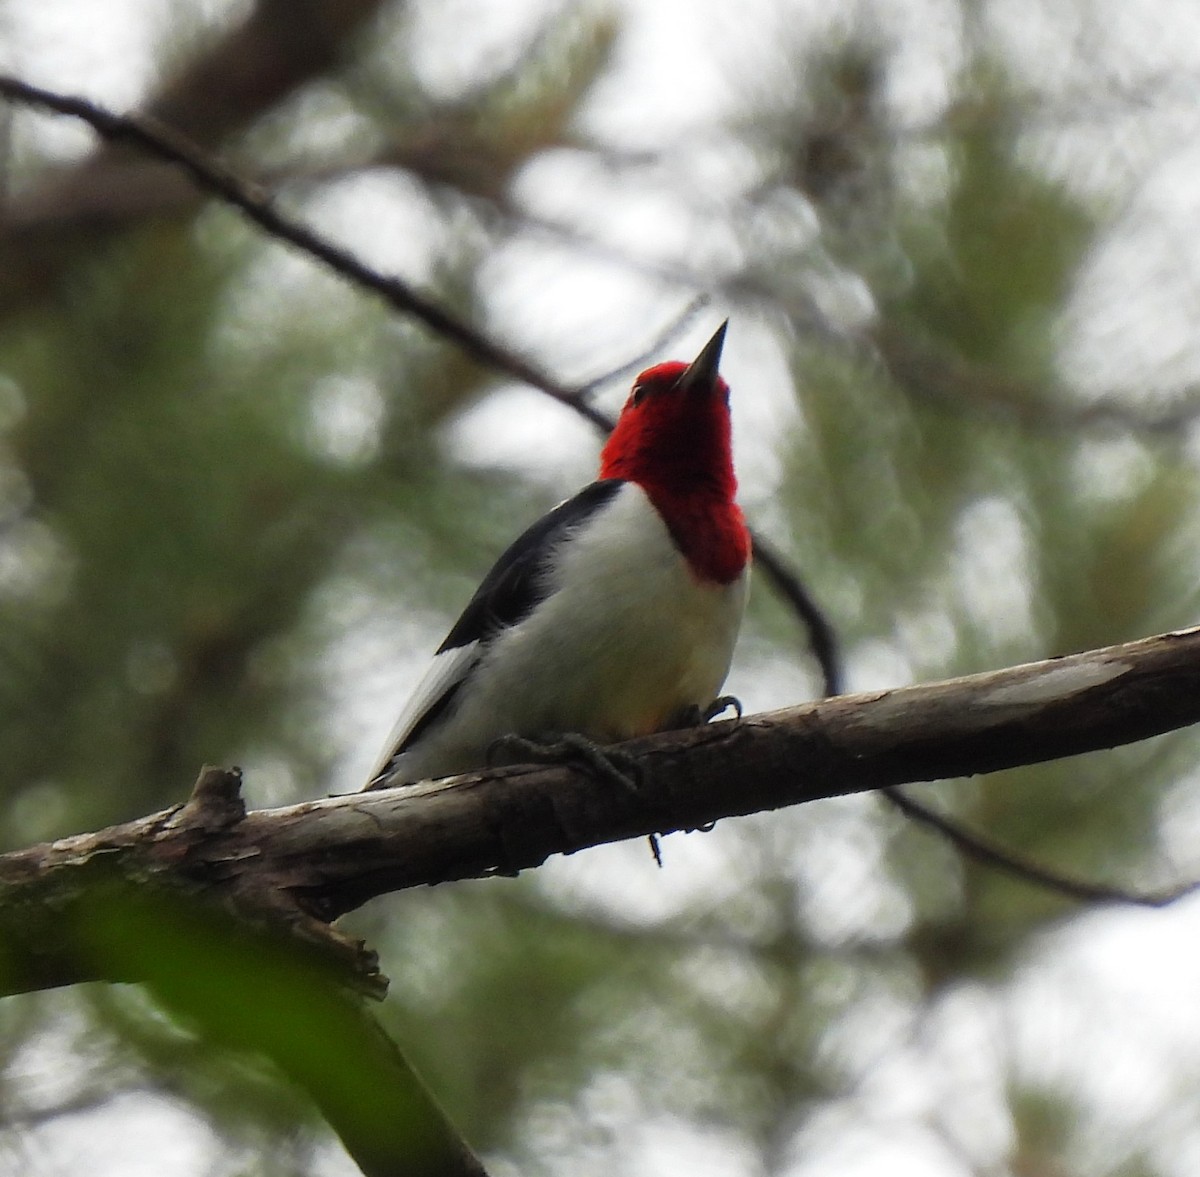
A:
[0,75,609,433]
[575,295,711,397]
[0,75,835,678]
[882,785,1200,908]
[751,534,843,696]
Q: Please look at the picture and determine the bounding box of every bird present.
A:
[366,321,750,791]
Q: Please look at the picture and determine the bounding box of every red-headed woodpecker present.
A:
[367,322,750,788]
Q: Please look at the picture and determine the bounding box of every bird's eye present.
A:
[631,383,648,406]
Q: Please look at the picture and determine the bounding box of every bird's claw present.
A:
[487,732,661,866]
[488,732,643,795]
[704,694,743,722]
[669,694,744,729]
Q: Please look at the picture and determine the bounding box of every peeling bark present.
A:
[2,626,1199,998]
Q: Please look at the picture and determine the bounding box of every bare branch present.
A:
[1,775,487,1177]
[750,534,844,696]
[0,76,612,431]
[2,77,1178,923]
[882,785,1200,907]
[142,919,489,1177]
[575,295,712,397]
[3,626,1200,1001]
[0,2,389,315]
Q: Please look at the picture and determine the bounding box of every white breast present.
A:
[387,483,748,784]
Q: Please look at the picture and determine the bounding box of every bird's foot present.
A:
[669,694,744,729]
[489,732,643,794]
[704,694,743,722]
[487,733,664,867]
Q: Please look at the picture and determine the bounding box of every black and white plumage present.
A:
[367,323,750,790]
[367,479,747,786]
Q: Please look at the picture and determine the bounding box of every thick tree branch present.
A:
[4,73,1187,925]
[123,893,489,1177]
[0,77,1183,923]
[1,766,490,1177]
[3,626,1200,1002]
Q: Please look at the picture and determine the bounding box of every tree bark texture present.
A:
[2,625,1199,998]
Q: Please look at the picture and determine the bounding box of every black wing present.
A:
[436,478,625,652]
[378,479,626,765]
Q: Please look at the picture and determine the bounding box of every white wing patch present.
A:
[366,641,482,782]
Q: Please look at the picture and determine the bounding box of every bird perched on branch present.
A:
[366,322,749,791]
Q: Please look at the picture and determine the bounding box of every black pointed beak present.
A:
[676,321,728,393]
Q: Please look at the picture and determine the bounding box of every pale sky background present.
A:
[6,0,1200,1175]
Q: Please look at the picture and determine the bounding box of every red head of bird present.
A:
[600,322,749,585]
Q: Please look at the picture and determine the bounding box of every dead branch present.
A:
[1,76,1193,943]
[3,625,1200,1003]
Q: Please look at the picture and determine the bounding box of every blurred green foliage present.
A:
[2,3,1200,1176]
